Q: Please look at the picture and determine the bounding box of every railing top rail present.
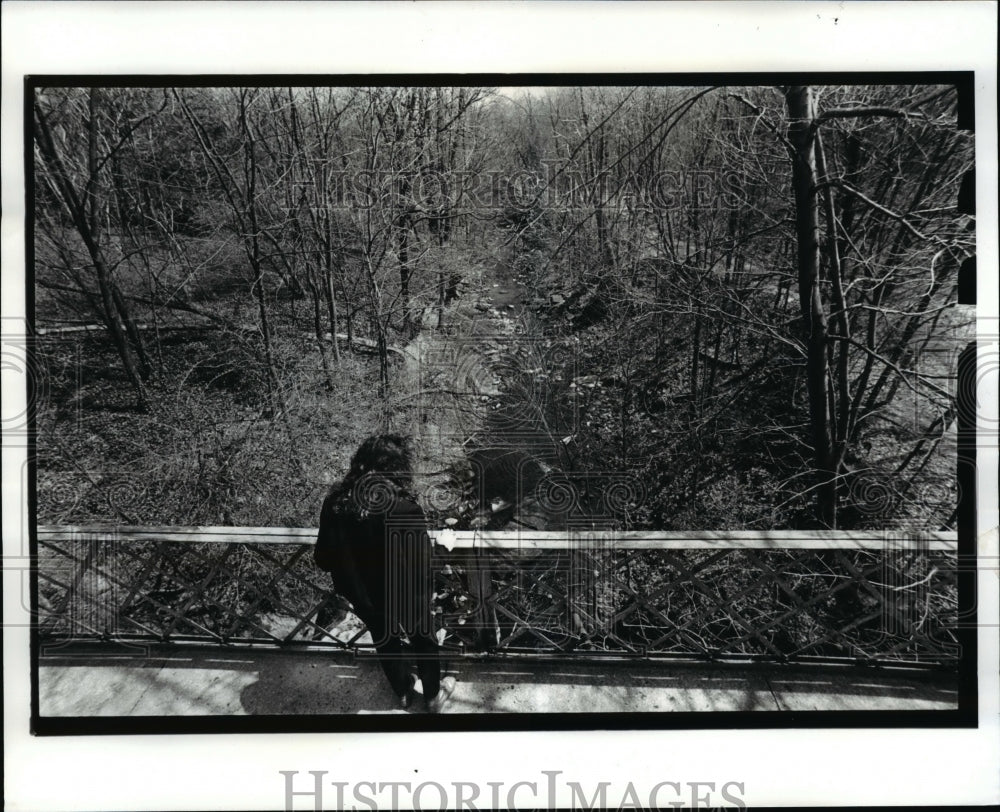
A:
[36,525,959,551]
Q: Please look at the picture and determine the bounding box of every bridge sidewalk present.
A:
[37,644,958,716]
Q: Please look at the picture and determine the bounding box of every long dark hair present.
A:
[331,434,415,515]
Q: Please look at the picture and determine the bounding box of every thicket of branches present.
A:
[33,84,973,531]
[483,84,973,530]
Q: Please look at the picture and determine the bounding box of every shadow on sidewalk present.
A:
[39,643,958,717]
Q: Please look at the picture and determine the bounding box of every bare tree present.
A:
[34,88,151,410]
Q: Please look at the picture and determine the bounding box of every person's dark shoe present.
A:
[398,675,418,710]
[425,676,456,713]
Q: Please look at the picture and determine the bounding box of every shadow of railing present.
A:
[35,526,959,667]
[38,643,960,717]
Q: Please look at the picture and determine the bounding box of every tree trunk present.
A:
[110,281,152,380]
[398,214,411,334]
[308,275,334,389]
[324,267,341,364]
[785,86,835,526]
[362,255,390,399]
[108,149,153,380]
[593,135,614,269]
[33,94,150,411]
[814,129,852,479]
[691,304,703,407]
[239,91,283,417]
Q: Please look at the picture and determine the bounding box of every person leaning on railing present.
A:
[314,434,456,713]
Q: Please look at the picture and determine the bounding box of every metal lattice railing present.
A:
[35,526,960,666]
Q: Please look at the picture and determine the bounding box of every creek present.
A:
[402,260,576,531]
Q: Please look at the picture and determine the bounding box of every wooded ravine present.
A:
[32,84,974,533]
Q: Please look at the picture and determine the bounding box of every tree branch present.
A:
[828,179,953,247]
[818,106,927,123]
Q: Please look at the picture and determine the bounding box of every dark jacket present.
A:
[315,480,434,634]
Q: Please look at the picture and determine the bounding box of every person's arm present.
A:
[316,497,377,616]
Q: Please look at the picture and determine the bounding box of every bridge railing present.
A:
[35,526,959,666]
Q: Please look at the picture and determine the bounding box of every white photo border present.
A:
[3,2,997,810]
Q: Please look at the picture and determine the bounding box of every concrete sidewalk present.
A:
[38,644,959,716]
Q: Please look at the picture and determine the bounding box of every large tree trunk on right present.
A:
[785,86,835,527]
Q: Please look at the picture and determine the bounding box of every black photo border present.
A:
[25,70,978,736]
